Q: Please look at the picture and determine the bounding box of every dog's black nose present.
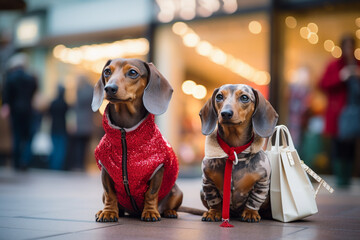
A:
[221,110,233,120]
[104,84,118,95]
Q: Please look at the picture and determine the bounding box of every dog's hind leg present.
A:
[159,183,183,218]
[95,168,120,222]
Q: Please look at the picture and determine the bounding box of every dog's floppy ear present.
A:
[199,88,219,135]
[251,88,279,138]
[91,59,112,112]
[143,62,173,115]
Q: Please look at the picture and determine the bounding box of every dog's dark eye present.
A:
[104,68,111,77]
[215,94,224,102]
[128,69,139,79]
[239,95,250,103]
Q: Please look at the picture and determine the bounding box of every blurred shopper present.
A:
[319,34,360,187]
[68,76,93,171]
[0,53,37,170]
[48,85,68,170]
[287,66,311,148]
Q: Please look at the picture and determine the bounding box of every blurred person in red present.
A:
[0,53,38,170]
[319,34,360,187]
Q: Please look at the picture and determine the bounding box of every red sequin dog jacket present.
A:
[95,106,179,213]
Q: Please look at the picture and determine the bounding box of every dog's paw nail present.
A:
[206,218,212,222]
[157,217,161,221]
[202,217,206,221]
[114,217,118,222]
[146,218,150,222]
[215,217,220,222]
[104,219,108,222]
[152,217,156,221]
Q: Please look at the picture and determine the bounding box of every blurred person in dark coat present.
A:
[319,34,360,187]
[48,85,68,170]
[69,76,93,171]
[0,53,37,170]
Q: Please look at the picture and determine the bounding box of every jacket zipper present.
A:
[120,128,139,213]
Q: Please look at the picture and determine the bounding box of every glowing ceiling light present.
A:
[196,41,213,56]
[53,45,66,59]
[331,46,342,58]
[248,21,262,34]
[156,0,176,23]
[179,0,196,20]
[182,80,196,95]
[356,17,360,28]
[324,40,335,52]
[210,48,227,65]
[183,32,200,47]
[307,23,318,33]
[308,33,319,44]
[354,48,360,60]
[285,16,297,29]
[157,12,174,23]
[253,71,270,86]
[172,22,189,36]
[300,27,310,39]
[223,0,237,14]
[192,84,207,99]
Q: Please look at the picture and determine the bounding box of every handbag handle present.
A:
[278,125,295,150]
[266,125,295,151]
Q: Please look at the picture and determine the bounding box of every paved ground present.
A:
[0,167,359,240]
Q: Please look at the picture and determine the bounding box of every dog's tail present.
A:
[178,206,205,216]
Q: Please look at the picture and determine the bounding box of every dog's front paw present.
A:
[240,208,261,223]
[163,209,178,218]
[141,209,161,222]
[202,209,221,222]
[95,210,118,222]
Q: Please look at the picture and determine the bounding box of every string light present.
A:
[172,22,270,85]
[182,80,207,100]
[52,38,149,73]
[355,48,360,60]
[285,16,297,29]
[285,16,346,58]
[248,21,262,34]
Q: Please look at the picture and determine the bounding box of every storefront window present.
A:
[154,13,270,166]
[281,8,360,171]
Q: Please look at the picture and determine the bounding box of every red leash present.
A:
[216,133,253,228]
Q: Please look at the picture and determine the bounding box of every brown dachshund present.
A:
[91,58,183,222]
[199,84,278,223]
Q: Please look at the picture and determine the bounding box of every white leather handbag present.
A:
[266,125,333,222]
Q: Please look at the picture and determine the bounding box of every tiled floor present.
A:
[0,167,359,240]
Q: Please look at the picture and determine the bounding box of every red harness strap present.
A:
[216,133,253,228]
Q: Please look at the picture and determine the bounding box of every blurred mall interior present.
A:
[0,0,359,175]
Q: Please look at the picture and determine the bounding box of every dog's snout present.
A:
[221,110,233,120]
[104,84,118,95]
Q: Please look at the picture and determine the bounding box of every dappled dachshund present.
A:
[199,84,278,223]
[91,58,183,222]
